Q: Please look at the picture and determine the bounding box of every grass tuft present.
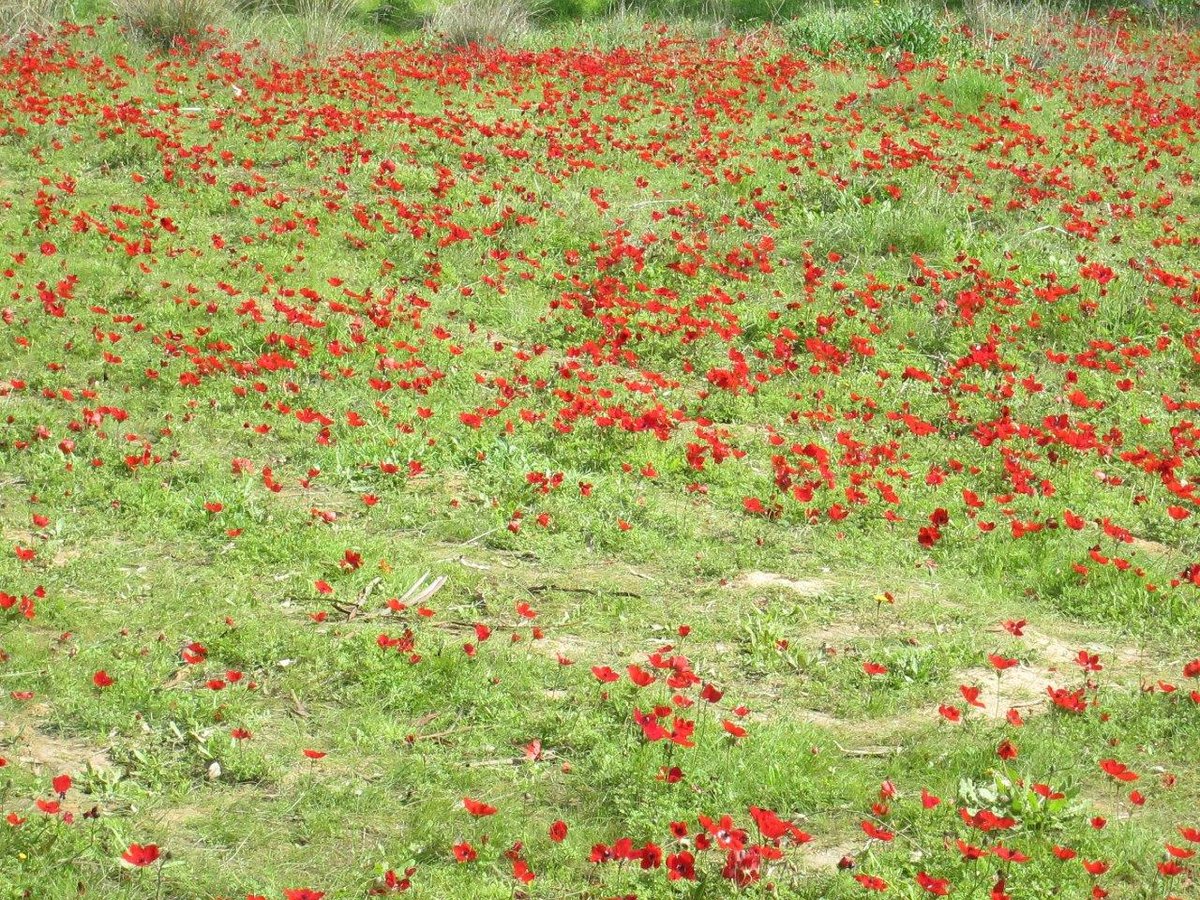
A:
[425,0,549,46]
[285,0,359,55]
[112,0,227,49]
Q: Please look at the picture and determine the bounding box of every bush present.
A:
[113,0,226,49]
[783,2,952,58]
[873,2,945,56]
[425,0,549,46]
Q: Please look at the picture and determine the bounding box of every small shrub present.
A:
[113,0,226,49]
[783,2,954,59]
[1,0,66,46]
[781,4,877,56]
[427,0,551,45]
[871,2,944,56]
[368,0,420,29]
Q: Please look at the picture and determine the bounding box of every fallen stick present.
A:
[834,742,902,758]
[526,585,642,599]
[331,576,385,620]
[289,690,310,719]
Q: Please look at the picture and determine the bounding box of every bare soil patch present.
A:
[1,724,115,777]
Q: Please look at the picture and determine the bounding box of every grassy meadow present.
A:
[1,1,1200,897]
